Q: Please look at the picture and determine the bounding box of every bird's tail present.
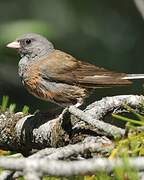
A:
[122,74,144,80]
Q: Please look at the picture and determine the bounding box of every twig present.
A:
[29,148,57,159]
[0,157,144,176]
[0,95,143,153]
[69,95,144,139]
[0,153,22,180]
[0,170,14,180]
[85,95,144,119]
[46,141,113,160]
[29,137,113,160]
[134,0,144,19]
[69,106,125,139]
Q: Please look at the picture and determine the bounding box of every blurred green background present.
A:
[0,0,144,112]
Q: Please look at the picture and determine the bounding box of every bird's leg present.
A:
[75,98,84,108]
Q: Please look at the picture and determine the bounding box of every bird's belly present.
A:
[23,78,87,106]
[22,79,54,102]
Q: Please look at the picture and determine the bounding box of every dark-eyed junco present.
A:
[6,33,144,107]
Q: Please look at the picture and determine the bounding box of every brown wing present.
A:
[40,50,132,88]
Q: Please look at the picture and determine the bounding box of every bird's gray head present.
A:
[7,33,54,60]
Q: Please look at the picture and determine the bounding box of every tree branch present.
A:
[0,157,144,177]
[30,139,113,160]
[0,95,143,155]
[69,106,125,138]
[0,95,143,178]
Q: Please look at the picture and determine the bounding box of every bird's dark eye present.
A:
[25,39,31,45]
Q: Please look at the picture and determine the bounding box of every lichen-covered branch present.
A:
[0,95,143,179]
[0,95,143,155]
[0,157,144,177]
[0,112,69,155]
[85,95,144,119]
[69,106,125,138]
[30,138,113,160]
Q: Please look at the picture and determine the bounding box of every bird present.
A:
[6,33,144,107]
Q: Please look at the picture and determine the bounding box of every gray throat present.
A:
[18,48,54,78]
[18,56,30,78]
